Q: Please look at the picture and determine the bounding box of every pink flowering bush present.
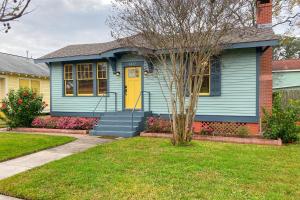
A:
[30,117,46,128]
[32,116,98,130]
[146,117,171,133]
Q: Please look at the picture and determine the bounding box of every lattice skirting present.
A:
[193,121,260,135]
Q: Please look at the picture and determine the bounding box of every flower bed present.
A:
[146,117,172,133]
[32,116,98,130]
[145,117,256,137]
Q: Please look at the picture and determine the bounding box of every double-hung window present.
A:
[77,63,93,96]
[97,62,108,95]
[19,79,40,94]
[31,80,40,94]
[64,64,74,96]
[19,79,30,89]
[192,62,210,95]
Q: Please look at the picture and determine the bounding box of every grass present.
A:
[0,132,75,162]
[0,137,299,200]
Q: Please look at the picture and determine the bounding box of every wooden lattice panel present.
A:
[201,122,247,135]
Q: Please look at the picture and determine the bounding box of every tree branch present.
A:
[0,0,31,32]
[272,12,300,27]
[0,0,31,22]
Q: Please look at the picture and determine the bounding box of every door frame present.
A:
[122,61,144,111]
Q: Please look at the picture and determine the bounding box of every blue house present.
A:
[35,2,278,137]
[273,59,300,91]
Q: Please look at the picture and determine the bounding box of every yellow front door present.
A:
[125,67,142,110]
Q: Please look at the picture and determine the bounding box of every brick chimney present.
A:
[256,0,272,28]
[257,0,273,134]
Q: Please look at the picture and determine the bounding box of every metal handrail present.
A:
[93,92,117,117]
[131,91,151,130]
[143,91,151,112]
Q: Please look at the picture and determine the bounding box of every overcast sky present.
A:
[0,0,113,58]
[0,0,298,58]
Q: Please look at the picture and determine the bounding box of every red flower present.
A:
[1,103,7,109]
[17,99,23,105]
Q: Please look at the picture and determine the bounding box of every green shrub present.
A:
[263,92,300,143]
[237,126,249,138]
[0,88,46,128]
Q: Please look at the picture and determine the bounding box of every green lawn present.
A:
[0,137,299,200]
[0,133,75,162]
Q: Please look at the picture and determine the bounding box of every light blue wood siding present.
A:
[144,48,257,116]
[273,71,300,89]
[51,48,257,117]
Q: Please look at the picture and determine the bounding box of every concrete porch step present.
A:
[99,120,140,126]
[103,111,145,117]
[90,111,149,137]
[101,115,144,121]
[90,130,138,138]
[94,125,139,131]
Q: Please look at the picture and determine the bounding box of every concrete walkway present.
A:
[0,132,113,200]
[0,195,20,200]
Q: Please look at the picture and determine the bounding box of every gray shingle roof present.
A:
[38,27,279,60]
[0,52,49,77]
[39,40,125,60]
[221,27,278,44]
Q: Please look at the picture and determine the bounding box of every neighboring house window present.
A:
[97,62,108,95]
[19,79,30,88]
[31,80,40,94]
[64,64,74,96]
[77,63,93,96]
[192,63,210,95]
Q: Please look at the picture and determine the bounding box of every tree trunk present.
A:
[171,113,193,145]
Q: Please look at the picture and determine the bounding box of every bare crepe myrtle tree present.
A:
[0,0,31,33]
[109,0,254,145]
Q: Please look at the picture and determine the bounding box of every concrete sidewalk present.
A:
[0,195,20,200]
[0,133,112,180]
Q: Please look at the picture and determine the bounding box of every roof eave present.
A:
[273,69,300,73]
[0,71,49,79]
[34,54,104,64]
[35,39,279,63]
[225,39,279,49]
[34,47,147,64]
